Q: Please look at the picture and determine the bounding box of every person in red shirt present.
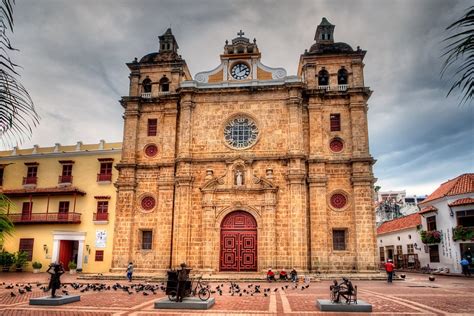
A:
[267,269,275,282]
[385,259,395,283]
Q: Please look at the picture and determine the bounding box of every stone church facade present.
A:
[111,18,377,274]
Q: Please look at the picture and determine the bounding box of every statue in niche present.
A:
[235,169,244,186]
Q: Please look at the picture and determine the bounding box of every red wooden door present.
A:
[220,211,257,272]
[21,202,32,221]
[59,240,73,270]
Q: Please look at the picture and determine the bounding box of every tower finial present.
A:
[237,30,245,37]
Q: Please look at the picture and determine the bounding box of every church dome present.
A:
[139,52,160,63]
[309,42,354,54]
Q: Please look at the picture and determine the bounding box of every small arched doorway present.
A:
[220,211,257,272]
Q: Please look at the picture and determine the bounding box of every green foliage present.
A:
[0,194,14,242]
[68,261,77,270]
[0,251,14,268]
[441,6,474,105]
[13,251,28,268]
[32,261,42,269]
[453,226,474,241]
[420,230,442,244]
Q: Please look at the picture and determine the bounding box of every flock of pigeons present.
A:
[2,281,310,299]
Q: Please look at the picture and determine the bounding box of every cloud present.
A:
[6,0,474,195]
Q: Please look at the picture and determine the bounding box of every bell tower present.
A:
[315,17,335,43]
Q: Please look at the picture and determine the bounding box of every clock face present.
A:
[231,63,250,80]
[224,116,259,149]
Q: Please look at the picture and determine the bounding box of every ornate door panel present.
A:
[220,211,257,272]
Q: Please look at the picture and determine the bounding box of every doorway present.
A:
[58,240,78,270]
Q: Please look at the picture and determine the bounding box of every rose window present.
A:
[330,138,344,152]
[145,144,158,157]
[141,196,156,211]
[330,193,347,209]
[224,116,259,149]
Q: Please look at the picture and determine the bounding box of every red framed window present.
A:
[19,238,34,261]
[333,229,346,251]
[95,250,104,262]
[27,166,37,178]
[148,119,158,136]
[142,230,152,250]
[330,114,341,131]
[59,201,70,213]
[427,216,437,231]
[97,201,108,213]
[100,162,113,175]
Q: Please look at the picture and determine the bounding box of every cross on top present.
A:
[237,30,245,37]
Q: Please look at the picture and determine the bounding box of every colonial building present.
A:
[112,18,377,274]
[0,141,121,273]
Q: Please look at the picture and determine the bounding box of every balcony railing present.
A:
[141,92,152,99]
[97,173,112,182]
[316,85,349,92]
[8,212,81,224]
[58,175,73,184]
[338,84,348,91]
[22,176,37,185]
[93,212,109,221]
[317,85,330,91]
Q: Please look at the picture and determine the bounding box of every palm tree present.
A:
[441,6,474,105]
[1,0,40,241]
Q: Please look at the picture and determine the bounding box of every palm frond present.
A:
[0,193,14,242]
[441,6,474,105]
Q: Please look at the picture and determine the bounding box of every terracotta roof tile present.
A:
[377,213,421,235]
[448,197,474,207]
[419,205,438,214]
[421,173,474,205]
[2,186,86,197]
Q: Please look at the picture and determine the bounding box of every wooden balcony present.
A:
[97,173,112,182]
[93,212,109,221]
[8,212,81,224]
[58,175,73,184]
[22,176,37,185]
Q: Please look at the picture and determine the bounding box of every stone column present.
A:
[308,172,329,272]
[121,102,140,163]
[262,190,277,270]
[77,240,84,270]
[349,99,369,157]
[307,98,323,158]
[201,192,214,271]
[352,174,377,272]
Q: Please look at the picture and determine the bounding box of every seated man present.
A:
[290,268,297,282]
[266,269,275,282]
[336,277,355,303]
[279,269,288,280]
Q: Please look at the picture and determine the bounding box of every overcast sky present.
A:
[7,0,474,196]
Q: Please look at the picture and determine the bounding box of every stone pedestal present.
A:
[30,295,80,306]
[155,297,215,310]
[316,299,372,312]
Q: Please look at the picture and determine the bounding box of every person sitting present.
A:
[290,268,297,282]
[336,277,355,303]
[266,269,275,282]
[279,269,288,280]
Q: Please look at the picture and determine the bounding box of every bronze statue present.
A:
[46,263,65,298]
[176,262,190,302]
[330,277,357,304]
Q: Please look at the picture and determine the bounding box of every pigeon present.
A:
[10,292,16,297]
[143,292,149,296]
[264,293,268,297]
[18,289,25,295]
[6,285,13,289]
[273,288,278,292]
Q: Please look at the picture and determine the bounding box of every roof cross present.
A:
[237,30,245,37]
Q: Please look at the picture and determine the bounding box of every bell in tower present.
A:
[159,28,178,54]
[315,17,335,43]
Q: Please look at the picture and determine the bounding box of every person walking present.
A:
[385,259,395,283]
[460,257,471,277]
[127,262,134,282]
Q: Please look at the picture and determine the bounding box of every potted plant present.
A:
[420,230,442,244]
[32,261,42,273]
[453,226,474,241]
[68,261,77,274]
[13,251,28,272]
[0,251,14,272]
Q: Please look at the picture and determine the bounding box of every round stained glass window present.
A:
[141,196,156,211]
[224,116,259,149]
[330,193,347,209]
[330,138,344,152]
[145,144,158,157]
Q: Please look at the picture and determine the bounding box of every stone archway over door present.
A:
[220,211,257,272]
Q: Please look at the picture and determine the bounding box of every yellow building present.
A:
[0,140,121,273]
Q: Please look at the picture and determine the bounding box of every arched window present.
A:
[318,69,329,86]
[338,68,348,85]
[142,78,152,93]
[159,77,170,92]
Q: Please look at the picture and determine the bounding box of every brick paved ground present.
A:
[0,272,473,315]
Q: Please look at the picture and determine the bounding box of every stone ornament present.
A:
[144,144,158,157]
[330,193,347,209]
[330,138,344,152]
[141,196,156,211]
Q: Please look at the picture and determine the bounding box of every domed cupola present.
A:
[307,18,357,55]
[139,28,182,63]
